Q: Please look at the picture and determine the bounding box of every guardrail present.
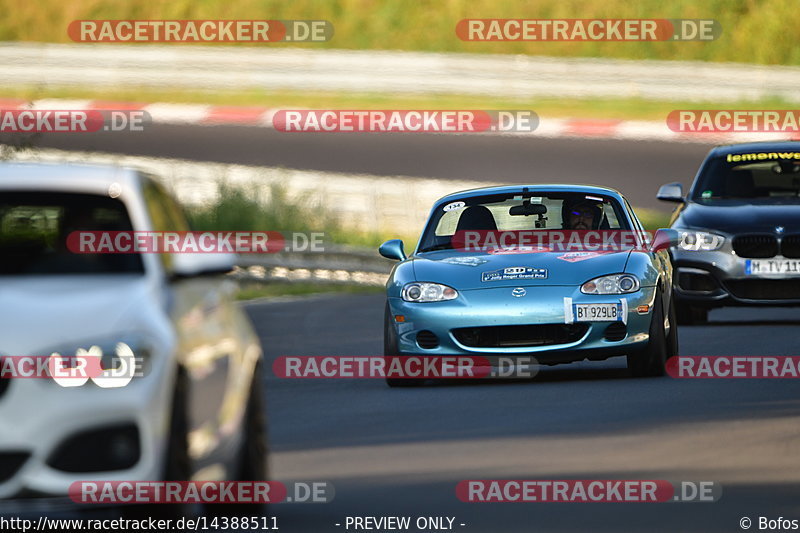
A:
[2,42,799,102]
[231,245,394,286]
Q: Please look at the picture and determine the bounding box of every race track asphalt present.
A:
[246,294,800,533]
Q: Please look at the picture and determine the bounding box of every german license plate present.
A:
[574,303,622,322]
[746,259,800,276]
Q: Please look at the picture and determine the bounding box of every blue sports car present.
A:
[379,184,679,386]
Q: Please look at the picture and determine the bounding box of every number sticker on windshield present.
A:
[443,201,465,212]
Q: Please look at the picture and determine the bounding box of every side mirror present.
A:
[657,182,685,203]
[171,252,236,278]
[379,239,406,261]
[650,228,680,253]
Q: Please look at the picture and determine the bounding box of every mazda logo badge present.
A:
[512,287,526,298]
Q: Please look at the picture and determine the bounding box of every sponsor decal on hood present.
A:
[482,266,548,282]
[556,251,612,262]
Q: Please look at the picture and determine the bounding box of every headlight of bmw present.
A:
[402,282,458,302]
[677,230,725,251]
[581,274,640,295]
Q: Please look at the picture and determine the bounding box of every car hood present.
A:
[680,201,800,233]
[0,275,156,355]
[409,249,632,290]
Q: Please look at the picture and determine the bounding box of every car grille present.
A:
[452,324,589,348]
[780,234,800,258]
[46,424,140,473]
[732,234,778,258]
[724,279,800,300]
[0,452,29,483]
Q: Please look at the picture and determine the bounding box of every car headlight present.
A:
[581,274,640,295]
[402,282,458,302]
[43,335,152,388]
[678,230,725,251]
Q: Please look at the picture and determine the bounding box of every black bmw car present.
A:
[658,141,800,324]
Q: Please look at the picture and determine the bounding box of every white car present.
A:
[0,162,267,510]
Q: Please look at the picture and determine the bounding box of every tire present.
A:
[665,294,679,362]
[234,363,269,482]
[122,370,193,519]
[164,371,191,482]
[675,300,708,325]
[384,303,423,387]
[209,362,269,516]
[628,290,669,378]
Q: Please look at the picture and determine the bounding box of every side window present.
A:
[623,199,640,231]
[143,181,170,232]
[156,185,191,232]
[142,178,186,272]
[624,199,649,245]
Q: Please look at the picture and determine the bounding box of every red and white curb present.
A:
[0,98,794,144]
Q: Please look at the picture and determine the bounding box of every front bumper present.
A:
[672,248,800,307]
[0,354,174,500]
[388,285,656,365]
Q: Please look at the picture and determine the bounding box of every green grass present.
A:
[185,180,417,248]
[636,208,672,231]
[236,281,383,300]
[187,182,337,234]
[2,0,799,65]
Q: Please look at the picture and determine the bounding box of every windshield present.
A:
[0,191,144,275]
[417,191,630,253]
[692,152,800,201]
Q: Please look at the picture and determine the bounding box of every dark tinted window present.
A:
[693,153,800,201]
[0,191,144,275]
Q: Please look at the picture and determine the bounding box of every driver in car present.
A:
[563,199,603,230]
